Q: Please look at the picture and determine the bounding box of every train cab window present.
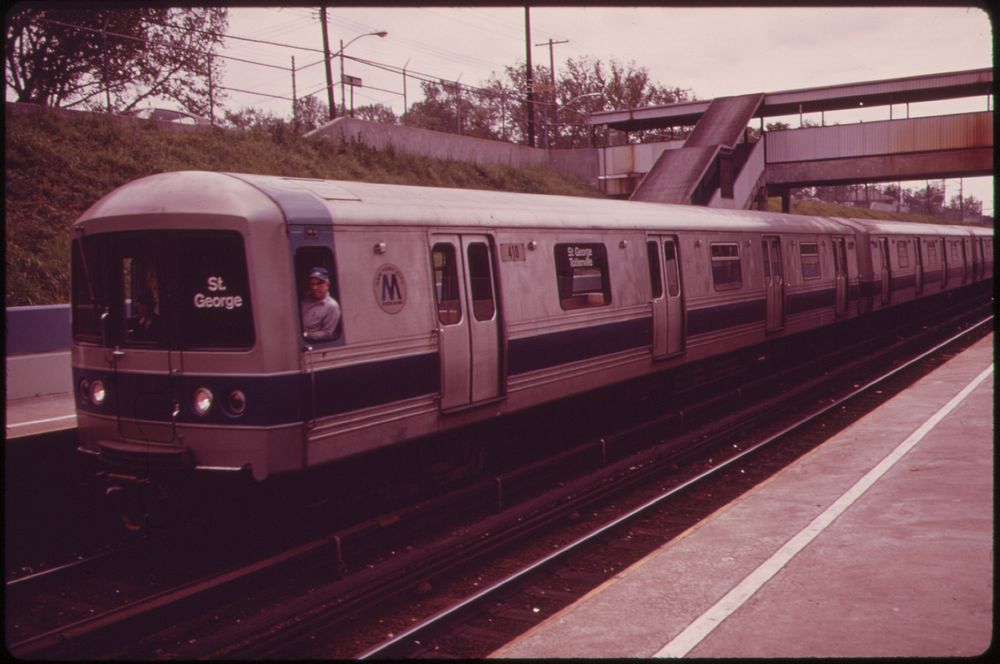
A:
[295,247,340,343]
[799,243,821,280]
[710,242,742,290]
[466,242,496,321]
[897,241,910,268]
[432,243,462,325]
[71,237,106,343]
[121,245,163,346]
[71,231,254,349]
[554,243,611,309]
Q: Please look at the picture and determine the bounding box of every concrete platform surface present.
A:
[494,333,993,658]
[5,392,76,440]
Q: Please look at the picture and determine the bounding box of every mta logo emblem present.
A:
[374,264,406,314]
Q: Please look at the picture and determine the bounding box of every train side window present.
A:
[432,243,462,325]
[647,241,663,299]
[799,243,821,280]
[554,243,611,309]
[926,241,937,265]
[710,242,742,291]
[950,241,960,262]
[897,241,910,268]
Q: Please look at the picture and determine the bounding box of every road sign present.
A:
[342,74,362,87]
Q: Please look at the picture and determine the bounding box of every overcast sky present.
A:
[220,5,995,213]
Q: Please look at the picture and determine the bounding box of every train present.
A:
[71,171,993,498]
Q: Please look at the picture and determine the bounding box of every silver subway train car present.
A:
[72,171,993,484]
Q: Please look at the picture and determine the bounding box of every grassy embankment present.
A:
[5,107,950,306]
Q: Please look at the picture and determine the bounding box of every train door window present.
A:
[647,241,663,299]
[554,243,611,309]
[294,247,340,343]
[926,241,937,265]
[120,239,163,346]
[432,243,462,325]
[181,233,254,348]
[897,241,909,268]
[664,240,681,297]
[799,242,821,280]
[832,238,848,275]
[466,242,496,321]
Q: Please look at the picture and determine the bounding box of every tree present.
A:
[404,81,488,137]
[5,6,227,116]
[293,95,330,132]
[403,56,694,148]
[553,56,694,147]
[353,102,398,125]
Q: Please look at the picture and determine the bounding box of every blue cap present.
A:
[309,267,330,282]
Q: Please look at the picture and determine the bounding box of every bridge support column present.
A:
[781,189,792,213]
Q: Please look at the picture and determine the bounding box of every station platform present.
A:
[4,392,76,440]
[494,333,994,658]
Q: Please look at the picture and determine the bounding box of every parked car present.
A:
[122,107,211,126]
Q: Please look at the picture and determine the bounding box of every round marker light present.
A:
[193,387,214,416]
[226,389,247,417]
[89,380,107,406]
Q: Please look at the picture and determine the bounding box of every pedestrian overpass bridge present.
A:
[588,68,993,211]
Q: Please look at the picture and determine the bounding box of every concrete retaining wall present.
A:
[307,117,600,185]
[6,304,71,355]
[6,352,72,399]
[5,305,74,399]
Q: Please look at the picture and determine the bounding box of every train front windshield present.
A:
[72,231,254,349]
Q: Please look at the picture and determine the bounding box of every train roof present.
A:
[74,171,991,239]
[836,216,989,237]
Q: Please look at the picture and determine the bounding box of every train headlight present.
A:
[87,379,107,406]
[225,389,247,417]
[193,387,214,416]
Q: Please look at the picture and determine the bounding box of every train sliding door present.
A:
[647,235,684,358]
[761,236,784,331]
[833,236,849,315]
[431,235,502,411]
[914,237,924,295]
[878,238,892,305]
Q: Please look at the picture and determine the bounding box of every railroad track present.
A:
[7,299,991,659]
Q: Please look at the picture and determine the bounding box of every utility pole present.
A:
[320,5,336,120]
[290,56,297,127]
[535,38,568,149]
[524,7,535,148]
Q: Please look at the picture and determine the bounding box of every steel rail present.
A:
[357,314,993,658]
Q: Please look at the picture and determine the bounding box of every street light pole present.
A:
[337,30,388,119]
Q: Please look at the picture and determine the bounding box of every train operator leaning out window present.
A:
[300,267,341,341]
